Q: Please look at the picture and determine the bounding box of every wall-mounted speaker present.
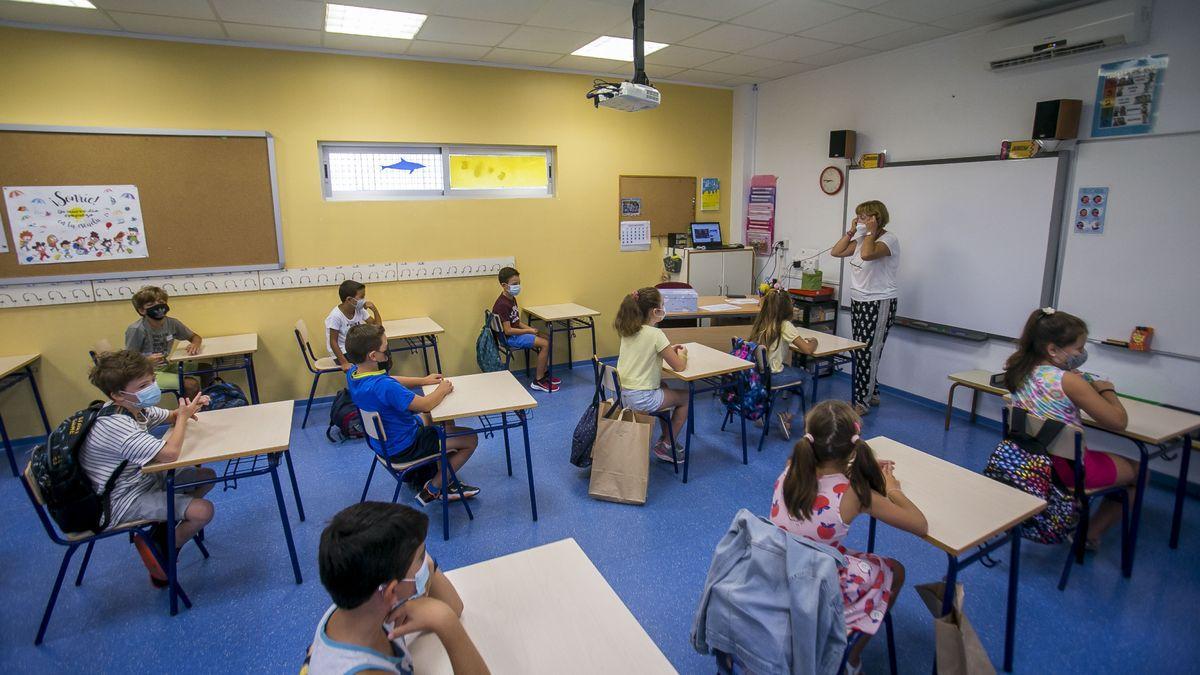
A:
[1033,99,1081,140]
[829,130,856,159]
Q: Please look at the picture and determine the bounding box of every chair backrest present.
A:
[22,463,66,543]
[89,338,114,364]
[359,408,387,455]
[294,319,319,365]
[1005,405,1083,461]
[487,311,510,353]
[655,281,693,289]
[597,361,622,401]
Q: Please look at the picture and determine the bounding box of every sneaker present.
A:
[530,378,559,393]
[777,412,792,440]
[652,440,679,463]
[415,481,440,506]
[416,480,479,506]
[446,480,480,500]
[549,376,562,385]
[133,532,168,588]
[870,394,881,406]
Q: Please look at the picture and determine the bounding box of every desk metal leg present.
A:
[683,383,696,484]
[546,323,555,392]
[26,366,51,435]
[867,517,877,552]
[245,355,260,405]
[519,411,537,521]
[1004,528,1021,672]
[166,469,179,616]
[588,318,597,362]
[283,449,306,522]
[566,321,575,370]
[1123,441,1150,577]
[944,383,961,430]
[439,431,451,541]
[1171,435,1192,549]
[420,338,431,375]
[270,454,303,583]
[431,336,443,373]
[739,376,747,465]
[811,361,820,405]
[501,412,513,477]
[0,412,16,477]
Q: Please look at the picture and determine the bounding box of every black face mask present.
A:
[145,304,170,320]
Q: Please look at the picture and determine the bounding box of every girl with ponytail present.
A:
[769,400,927,673]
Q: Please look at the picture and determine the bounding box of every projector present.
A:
[590,81,661,112]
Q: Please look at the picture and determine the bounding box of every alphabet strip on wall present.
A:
[0,256,515,309]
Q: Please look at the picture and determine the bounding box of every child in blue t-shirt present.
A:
[344,324,479,506]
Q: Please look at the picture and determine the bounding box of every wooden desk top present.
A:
[422,371,537,423]
[167,333,258,362]
[793,326,866,358]
[666,295,761,319]
[0,353,39,379]
[662,342,752,382]
[948,369,1007,395]
[408,539,674,675]
[1082,396,1200,445]
[383,317,445,340]
[524,303,601,321]
[867,436,1046,556]
[143,400,294,473]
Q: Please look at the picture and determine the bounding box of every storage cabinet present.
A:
[674,248,754,296]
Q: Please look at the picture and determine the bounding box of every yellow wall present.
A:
[0,27,732,438]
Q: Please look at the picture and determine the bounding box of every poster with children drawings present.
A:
[4,185,149,265]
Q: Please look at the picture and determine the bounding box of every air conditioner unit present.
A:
[986,0,1152,71]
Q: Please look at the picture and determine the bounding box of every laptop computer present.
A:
[690,222,743,250]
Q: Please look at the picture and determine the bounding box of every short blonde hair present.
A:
[855,200,889,227]
[130,286,169,311]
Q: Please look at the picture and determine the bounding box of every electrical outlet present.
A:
[778,239,789,251]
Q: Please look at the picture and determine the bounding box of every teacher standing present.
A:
[831,200,900,416]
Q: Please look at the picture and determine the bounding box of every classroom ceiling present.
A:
[0,0,1087,87]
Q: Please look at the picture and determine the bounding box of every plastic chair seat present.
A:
[375,452,440,473]
[314,356,341,372]
[63,518,158,542]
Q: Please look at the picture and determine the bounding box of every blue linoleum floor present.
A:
[1,362,1196,674]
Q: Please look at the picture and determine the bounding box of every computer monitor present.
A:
[690,222,722,247]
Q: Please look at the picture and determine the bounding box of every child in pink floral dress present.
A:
[770,401,928,674]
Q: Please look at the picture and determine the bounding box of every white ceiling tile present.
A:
[860,22,951,50]
[742,35,841,61]
[526,0,629,31]
[108,12,226,38]
[211,0,323,30]
[480,47,562,67]
[643,63,685,79]
[724,74,760,85]
[799,11,916,44]
[499,26,595,53]
[414,15,516,46]
[798,43,875,66]
[322,32,411,54]
[0,3,120,29]
[324,0,438,11]
[931,0,1032,30]
[819,0,890,8]
[405,40,491,59]
[644,44,725,68]
[871,0,995,23]
[732,0,857,34]
[680,23,784,52]
[223,23,323,46]
[551,54,629,74]
[703,53,782,75]
[604,9,717,44]
[92,0,216,20]
[428,0,546,23]
[752,60,819,79]
[672,69,737,85]
[649,0,774,22]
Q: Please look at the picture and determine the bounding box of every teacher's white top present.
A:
[848,229,900,302]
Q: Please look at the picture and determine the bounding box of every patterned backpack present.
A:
[720,338,768,422]
[475,310,504,373]
[983,407,1080,545]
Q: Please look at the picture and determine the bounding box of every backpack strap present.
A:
[96,459,129,531]
[1008,407,1067,455]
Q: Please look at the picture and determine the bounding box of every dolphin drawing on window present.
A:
[381,159,426,173]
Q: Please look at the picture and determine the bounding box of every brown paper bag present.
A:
[916,582,996,675]
[588,403,653,505]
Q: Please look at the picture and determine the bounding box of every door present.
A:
[723,249,754,295]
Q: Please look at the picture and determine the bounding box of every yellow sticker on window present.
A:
[449,155,547,190]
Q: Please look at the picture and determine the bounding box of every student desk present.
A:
[145,400,303,615]
[0,353,51,477]
[523,303,600,387]
[1080,397,1200,558]
[383,317,444,375]
[665,295,761,324]
[945,370,1006,430]
[792,325,865,405]
[409,538,673,675]
[167,333,260,404]
[424,371,538,540]
[661,342,753,483]
[866,436,1045,673]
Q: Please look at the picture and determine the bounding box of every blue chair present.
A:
[732,340,809,452]
[20,463,205,645]
[593,358,678,472]
[358,409,473,540]
[488,310,538,380]
[1004,406,1145,590]
[294,319,342,428]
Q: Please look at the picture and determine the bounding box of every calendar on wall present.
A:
[619,220,651,251]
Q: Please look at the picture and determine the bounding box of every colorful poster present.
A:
[3,185,148,265]
[745,175,776,256]
[701,177,720,211]
[1092,55,1168,138]
[1074,187,1109,235]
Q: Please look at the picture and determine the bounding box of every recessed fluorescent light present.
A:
[572,36,668,62]
[9,0,97,7]
[325,3,426,40]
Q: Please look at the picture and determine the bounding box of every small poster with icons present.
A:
[1074,187,1109,235]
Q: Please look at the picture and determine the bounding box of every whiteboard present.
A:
[1057,133,1200,359]
[841,156,1065,338]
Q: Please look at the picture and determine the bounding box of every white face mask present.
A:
[355,298,367,311]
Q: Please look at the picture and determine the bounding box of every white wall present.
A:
[748,0,1200,437]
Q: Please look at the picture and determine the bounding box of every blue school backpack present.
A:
[476,310,504,373]
[202,380,248,410]
[720,338,768,421]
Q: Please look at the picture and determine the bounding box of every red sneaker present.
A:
[530,378,559,393]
